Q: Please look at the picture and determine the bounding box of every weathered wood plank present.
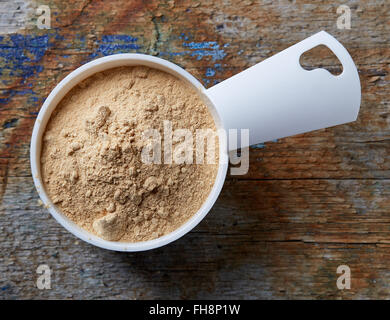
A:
[0,0,389,299]
[1,177,390,299]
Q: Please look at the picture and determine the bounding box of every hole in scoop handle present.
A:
[206,31,361,151]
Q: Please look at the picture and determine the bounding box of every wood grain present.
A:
[0,0,389,299]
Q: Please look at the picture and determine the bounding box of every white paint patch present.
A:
[0,0,35,34]
[211,12,257,40]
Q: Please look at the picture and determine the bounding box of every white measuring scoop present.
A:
[30,31,361,251]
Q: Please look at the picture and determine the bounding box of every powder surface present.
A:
[41,66,219,242]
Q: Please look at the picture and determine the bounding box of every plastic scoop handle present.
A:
[206,31,361,150]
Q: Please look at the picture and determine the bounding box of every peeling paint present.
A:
[160,36,227,62]
[89,35,140,58]
[205,67,215,77]
[0,34,50,104]
[251,143,265,149]
[182,40,227,61]
[2,118,18,129]
[0,31,227,106]
[0,0,34,35]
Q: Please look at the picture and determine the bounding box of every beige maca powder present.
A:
[41,66,219,242]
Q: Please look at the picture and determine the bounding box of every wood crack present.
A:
[59,0,93,29]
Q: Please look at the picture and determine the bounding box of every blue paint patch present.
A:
[3,118,18,128]
[0,34,49,80]
[251,140,277,149]
[179,33,189,41]
[27,95,40,106]
[1,285,10,291]
[214,63,222,70]
[202,78,211,86]
[181,41,227,61]
[159,51,187,57]
[161,34,228,63]
[89,35,140,58]
[55,33,64,41]
[251,143,266,149]
[183,41,219,50]
[205,68,215,77]
[15,89,35,95]
[76,34,86,44]
[0,34,50,104]
[162,34,228,87]
[188,48,226,61]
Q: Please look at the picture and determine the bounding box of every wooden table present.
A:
[0,0,389,299]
